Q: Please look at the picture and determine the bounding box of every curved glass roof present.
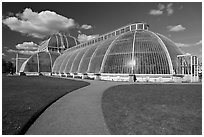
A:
[52,23,183,75]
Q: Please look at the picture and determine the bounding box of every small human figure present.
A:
[133,74,137,82]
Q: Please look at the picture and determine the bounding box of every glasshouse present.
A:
[17,22,199,82]
[17,33,79,75]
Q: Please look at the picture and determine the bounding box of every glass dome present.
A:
[19,33,79,74]
[47,33,79,53]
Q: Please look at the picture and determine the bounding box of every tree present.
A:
[2,59,15,74]
[7,61,14,74]
[2,58,7,73]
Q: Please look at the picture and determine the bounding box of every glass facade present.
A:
[19,23,185,77]
[52,29,183,75]
[157,34,184,71]
[22,52,59,73]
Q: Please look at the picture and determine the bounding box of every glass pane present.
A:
[131,25,136,30]
[49,52,60,68]
[133,31,170,74]
[108,32,134,54]
[59,53,72,73]
[103,53,132,74]
[64,50,79,73]
[88,37,116,73]
[52,54,66,73]
[17,58,28,72]
[62,35,68,49]
[38,52,51,72]
[78,45,98,73]
[101,32,134,73]
[67,36,77,48]
[48,35,58,48]
[56,35,62,48]
[137,24,144,30]
[157,34,183,71]
[70,48,87,73]
[24,54,38,72]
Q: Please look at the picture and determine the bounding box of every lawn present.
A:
[2,75,90,135]
[102,83,202,135]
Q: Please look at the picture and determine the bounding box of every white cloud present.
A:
[7,41,40,55]
[149,9,163,16]
[3,8,76,38]
[166,3,174,15]
[175,40,202,47]
[7,49,18,53]
[16,42,39,50]
[167,25,186,32]
[149,3,174,16]
[7,49,38,55]
[18,50,38,55]
[78,30,82,34]
[158,3,165,10]
[77,34,99,43]
[81,24,93,30]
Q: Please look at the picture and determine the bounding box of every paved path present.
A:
[26,78,127,135]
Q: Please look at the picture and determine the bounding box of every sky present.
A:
[2,2,202,63]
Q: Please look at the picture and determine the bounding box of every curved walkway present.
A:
[26,78,127,135]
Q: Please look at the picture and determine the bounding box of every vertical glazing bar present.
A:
[131,30,137,74]
[197,56,199,81]
[55,35,59,53]
[37,53,40,73]
[59,33,64,48]
[193,56,195,81]
[191,56,193,82]
[16,53,18,74]
[48,52,53,73]
[64,34,69,48]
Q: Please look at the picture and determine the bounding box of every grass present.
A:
[102,83,202,135]
[2,75,90,135]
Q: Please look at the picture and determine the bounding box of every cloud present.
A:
[149,9,163,16]
[16,42,39,50]
[7,49,18,53]
[3,8,76,38]
[7,49,38,55]
[175,40,202,47]
[81,24,93,30]
[149,3,174,16]
[77,34,99,43]
[7,41,39,55]
[178,5,183,10]
[158,3,165,10]
[167,25,186,32]
[166,3,174,15]
[18,50,38,55]
[3,47,9,49]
